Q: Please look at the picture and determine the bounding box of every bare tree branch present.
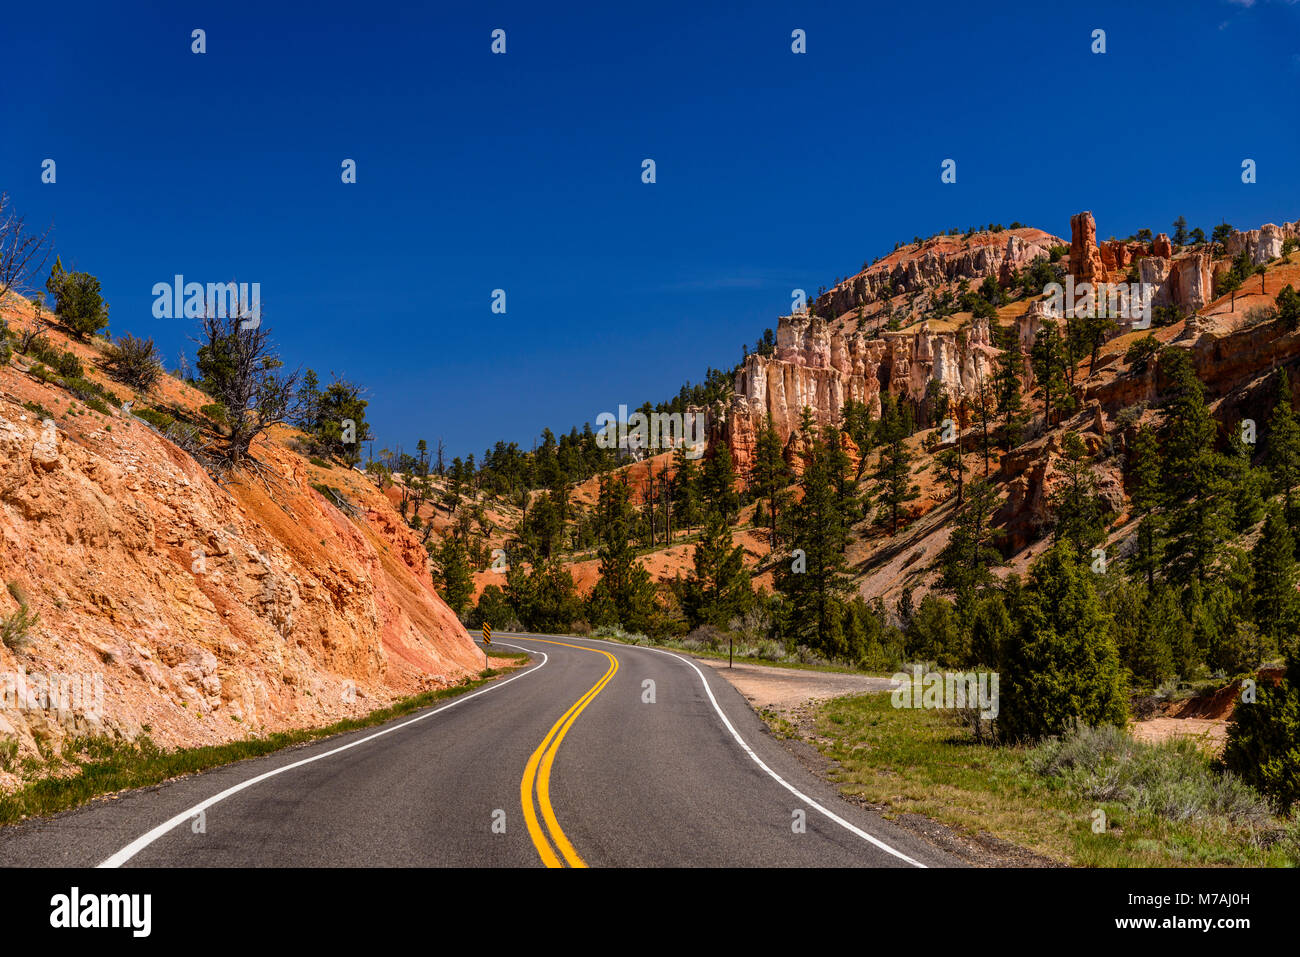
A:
[0,193,53,304]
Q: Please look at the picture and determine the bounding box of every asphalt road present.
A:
[0,634,956,867]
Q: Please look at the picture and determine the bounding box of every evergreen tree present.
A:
[998,543,1127,740]
[698,442,740,520]
[1252,505,1300,652]
[588,476,657,632]
[749,420,793,553]
[1160,348,1233,585]
[684,508,752,628]
[46,258,110,340]
[1030,320,1071,427]
[1223,641,1300,811]
[905,594,966,667]
[1049,432,1108,556]
[431,534,474,617]
[993,324,1028,452]
[1127,425,1164,588]
[1265,369,1300,537]
[507,558,581,633]
[938,477,1003,606]
[670,446,703,534]
[776,435,854,658]
[874,393,919,533]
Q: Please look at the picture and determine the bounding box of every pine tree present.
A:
[698,442,740,520]
[776,435,854,658]
[749,420,793,553]
[670,446,703,535]
[998,543,1128,741]
[588,476,657,632]
[1223,636,1300,811]
[874,394,919,534]
[1127,425,1164,588]
[1265,369,1300,538]
[993,324,1028,452]
[432,535,474,617]
[1049,432,1107,556]
[939,477,1003,606]
[684,508,752,628]
[840,400,875,481]
[1252,505,1300,651]
[1030,320,1070,427]
[1160,348,1233,585]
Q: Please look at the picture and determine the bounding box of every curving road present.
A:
[0,634,956,868]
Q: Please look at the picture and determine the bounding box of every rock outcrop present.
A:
[723,313,998,472]
[1226,221,1300,265]
[0,304,481,774]
[812,228,1064,321]
[1070,211,1106,282]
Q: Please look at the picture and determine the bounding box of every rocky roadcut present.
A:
[0,300,482,784]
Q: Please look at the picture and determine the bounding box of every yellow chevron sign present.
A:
[482,623,491,645]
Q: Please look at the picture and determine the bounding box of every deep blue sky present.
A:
[3,0,1298,460]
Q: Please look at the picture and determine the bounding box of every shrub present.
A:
[82,394,111,416]
[46,259,109,339]
[25,336,82,377]
[2,583,38,654]
[60,375,112,405]
[21,399,55,420]
[132,406,174,431]
[0,319,11,364]
[199,403,229,427]
[684,624,726,650]
[1222,667,1300,813]
[1124,333,1160,371]
[100,333,162,391]
[1034,723,1273,827]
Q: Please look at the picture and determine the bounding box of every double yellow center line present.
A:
[519,639,619,868]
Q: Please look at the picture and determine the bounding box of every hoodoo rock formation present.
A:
[719,210,1296,475]
[1226,221,1300,265]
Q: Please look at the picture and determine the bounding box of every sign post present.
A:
[482,622,491,668]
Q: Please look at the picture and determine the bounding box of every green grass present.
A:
[803,691,1300,867]
[0,657,530,827]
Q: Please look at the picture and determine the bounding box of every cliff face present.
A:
[721,228,1065,472]
[723,313,1000,472]
[812,227,1064,321]
[721,210,1297,477]
[0,298,480,777]
[1226,221,1300,265]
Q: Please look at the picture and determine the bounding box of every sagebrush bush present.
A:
[100,333,162,391]
[1033,723,1273,828]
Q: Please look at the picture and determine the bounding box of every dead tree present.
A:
[0,193,53,304]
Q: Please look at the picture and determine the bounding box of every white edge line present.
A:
[507,633,926,869]
[98,642,546,868]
